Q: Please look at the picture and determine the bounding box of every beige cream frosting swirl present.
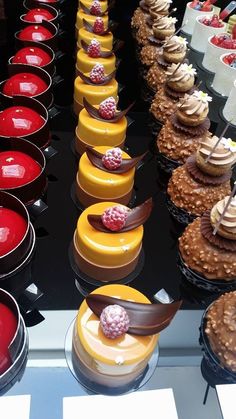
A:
[152,16,177,30]
[178,90,211,116]
[150,0,172,15]
[166,63,196,83]
[163,36,188,54]
[144,0,159,6]
[198,135,236,167]
[210,195,236,240]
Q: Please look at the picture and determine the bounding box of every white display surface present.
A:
[216,384,236,419]
[0,395,31,419]
[63,389,179,419]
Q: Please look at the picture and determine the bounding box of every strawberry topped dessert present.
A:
[211,34,236,49]
[223,53,236,68]
[189,0,213,11]
[200,14,224,28]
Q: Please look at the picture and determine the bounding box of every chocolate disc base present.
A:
[75,128,125,156]
[147,36,163,47]
[157,55,170,69]
[170,114,210,137]
[186,156,232,186]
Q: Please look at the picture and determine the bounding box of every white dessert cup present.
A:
[212,53,236,97]
[181,2,214,36]
[190,16,227,53]
[202,34,236,73]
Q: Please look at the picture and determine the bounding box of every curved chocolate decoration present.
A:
[87,198,153,232]
[170,114,211,137]
[148,36,163,46]
[83,18,110,35]
[81,39,114,58]
[86,293,182,335]
[186,156,232,186]
[158,55,189,68]
[201,211,236,252]
[83,97,134,123]
[86,146,147,173]
[165,84,195,100]
[77,69,116,86]
[80,1,108,16]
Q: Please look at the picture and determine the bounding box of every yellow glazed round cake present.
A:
[76,146,135,206]
[78,0,108,12]
[76,9,108,32]
[77,27,113,50]
[75,108,127,155]
[73,76,118,116]
[73,202,143,281]
[72,284,159,389]
[76,48,116,75]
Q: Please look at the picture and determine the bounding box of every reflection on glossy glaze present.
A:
[24,8,55,23]
[12,47,51,67]
[0,106,45,137]
[18,25,53,42]
[3,73,48,97]
[0,151,41,188]
[0,207,27,256]
[0,302,17,374]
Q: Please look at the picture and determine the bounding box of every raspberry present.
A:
[101,205,128,231]
[93,17,105,34]
[89,63,105,83]
[87,39,101,58]
[99,97,116,119]
[102,147,122,170]
[100,304,130,339]
[90,1,102,16]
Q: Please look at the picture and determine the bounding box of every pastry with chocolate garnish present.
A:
[156,90,212,173]
[75,146,145,207]
[150,63,197,134]
[178,194,236,292]
[77,17,113,50]
[73,64,118,115]
[76,39,116,76]
[72,283,181,393]
[152,16,177,40]
[167,136,236,224]
[72,199,152,282]
[75,97,130,155]
[131,0,172,37]
[199,291,236,384]
[76,0,108,35]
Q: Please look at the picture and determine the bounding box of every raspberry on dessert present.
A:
[101,205,128,231]
[98,97,116,119]
[89,63,105,83]
[102,147,122,170]
[100,304,130,339]
[87,39,101,58]
[93,17,105,34]
[90,0,102,16]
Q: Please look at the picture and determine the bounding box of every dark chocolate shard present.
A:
[87,198,153,232]
[80,1,108,16]
[83,97,134,123]
[86,146,147,173]
[147,36,163,46]
[81,39,114,57]
[77,69,116,85]
[86,294,182,335]
[83,18,110,35]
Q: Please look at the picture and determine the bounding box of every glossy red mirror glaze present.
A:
[24,8,55,23]
[0,302,17,374]
[35,0,58,3]
[18,25,53,42]
[3,73,48,97]
[0,207,27,257]
[0,106,45,137]
[12,47,51,67]
[0,151,41,188]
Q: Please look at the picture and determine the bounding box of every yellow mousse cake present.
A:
[76,46,116,75]
[76,146,136,206]
[77,27,113,50]
[76,9,108,32]
[73,64,118,116]
[78,0,108,12]
[75,98,128,155]
[72,200,152,281]
[72,284,159,389]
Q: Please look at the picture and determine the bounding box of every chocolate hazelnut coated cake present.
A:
[179,195,236,284]
[167,136,236,223]
[157,90,212,169]
[72,199,152,281]
[73,63,118,115]
[75,146,144,207]
[131,0,172,33]
[77,17,113,50]
[150,63,197,125]
[72,283,181,391]
[76,39,116,75]
[203,291,236,374]
[146,35,188,92]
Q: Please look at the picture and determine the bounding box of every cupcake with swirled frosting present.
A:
[163,36,188,63]
[150,0,173,19]
[152,16,177,40]
[131,0,157,31]
[211,196,236,240]
[177,90,211,126]
[166,63,196,92]
[167,136,235,224]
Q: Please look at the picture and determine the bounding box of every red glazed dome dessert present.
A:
[3,73,48,97]
[0,207,27,257]
[18,25,53,42]
[0,150,41,188]
[24,8,55,23]
[12,47,51,67]
[0,107,45,137]
[0,302,17,374]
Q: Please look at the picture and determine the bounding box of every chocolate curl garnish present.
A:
[86,146,147,173]
[86,294,182,335]
[213,182,236,236]
[87,198,153,232]
[83,97,134,123]
[205,122,231,163]
[80,1,108,16]
[81,40,114,57]
[82,18,110,35]
[77,69,116,85]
